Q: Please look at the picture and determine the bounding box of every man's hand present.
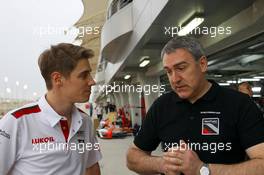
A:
[127,144,176,174]
[163,140,203,175]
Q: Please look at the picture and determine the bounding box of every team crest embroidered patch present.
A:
[77,131,85,143]
[202,118,219,135]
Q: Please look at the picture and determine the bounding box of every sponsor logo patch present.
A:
[32,136,55,144]
[0,129,10,139]
[77,131,85,143]
[202,118,219,135]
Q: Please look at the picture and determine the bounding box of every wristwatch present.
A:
[199,163,210,175]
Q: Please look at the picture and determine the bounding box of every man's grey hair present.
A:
[161,36,205,61]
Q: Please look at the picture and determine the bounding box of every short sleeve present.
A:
[0,114,19,174]
[238,98,264,150]
[86,117,102,168]
[86,136,102,168]
[134,102,160,151]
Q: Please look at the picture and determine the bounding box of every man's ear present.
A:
[199,56,208,73]
[50,72,64,87]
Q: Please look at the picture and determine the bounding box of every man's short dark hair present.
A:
[237,81,252,90]
[161,36,205,61]
[38,43,94,90]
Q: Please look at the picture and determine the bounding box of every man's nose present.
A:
[90,79,96,86]
[171,71,182,84]
[88,76,96,86]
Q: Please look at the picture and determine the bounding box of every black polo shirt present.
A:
[134,81,264,164]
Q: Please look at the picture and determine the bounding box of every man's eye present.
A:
[81,73,88,79]
[166,70,172,75]
[177,66,186,71]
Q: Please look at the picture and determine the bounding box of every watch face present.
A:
[200,166,210,175]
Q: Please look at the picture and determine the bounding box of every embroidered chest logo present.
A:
[77,131,85,143]
[202,118,219,135]
[0,129,10,139]
[32,136,55,144]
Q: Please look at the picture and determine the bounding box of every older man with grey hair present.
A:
[126,36,264,175]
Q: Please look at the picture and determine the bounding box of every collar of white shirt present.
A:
[37,95,83,131]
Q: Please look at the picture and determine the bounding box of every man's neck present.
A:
[45,91,73,119]
[189,80,212,104]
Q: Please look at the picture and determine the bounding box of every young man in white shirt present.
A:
[0,43,102,175]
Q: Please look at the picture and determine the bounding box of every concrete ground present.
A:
[98,136,163,175]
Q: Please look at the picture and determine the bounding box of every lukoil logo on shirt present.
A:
[32,136,55,144]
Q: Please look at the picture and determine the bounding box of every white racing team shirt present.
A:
[0,96,102,175]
